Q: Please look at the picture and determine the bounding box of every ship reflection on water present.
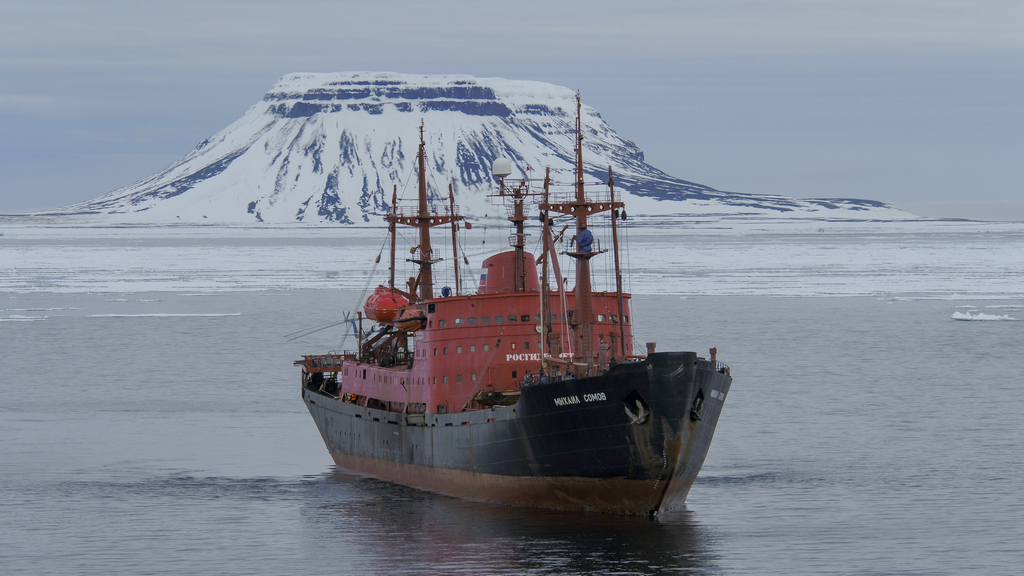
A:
[299,472,721,574]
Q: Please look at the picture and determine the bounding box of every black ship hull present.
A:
[302,352,732,514]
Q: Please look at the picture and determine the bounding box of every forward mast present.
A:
[385,122,464,302]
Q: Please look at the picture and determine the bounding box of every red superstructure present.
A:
[300,101,634,415]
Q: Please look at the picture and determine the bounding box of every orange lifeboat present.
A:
[363,286,409,324]
[393,305,427,332]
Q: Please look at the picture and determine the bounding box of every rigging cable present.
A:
[622,214,643,356]
[335,234,389,350]
[283,234,388,346]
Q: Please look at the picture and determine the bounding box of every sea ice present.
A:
[1,218,1023,300]
[951,311,1016,321]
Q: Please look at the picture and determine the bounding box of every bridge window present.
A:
[456,346,462,353]
[507,315,517,322]
[443,376,449,383]
[524,342,529,350]
[494,316,504,324]
[598,314,607,322]
[549,314,557,322]
[534,315,540,322]
[438,319,446,327]
[433,348,437,356]
[484,344,489,352]
[481,317,491,324]
[444,347,448,355]
[468,317,477,325]
[521,315,530,322]
[456,374,463,382]
[471,373,477,381]
[454,318,464,326]
[470,345,476,352]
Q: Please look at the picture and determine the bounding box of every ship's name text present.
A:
[554,396,580,406]
[506,353,542,362]
[554,392,606,407]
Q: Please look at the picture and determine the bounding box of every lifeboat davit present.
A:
[363,286,409,324]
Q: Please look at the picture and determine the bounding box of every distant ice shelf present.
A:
[2,219,1022,300]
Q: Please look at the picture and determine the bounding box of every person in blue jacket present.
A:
[576,226,593,252]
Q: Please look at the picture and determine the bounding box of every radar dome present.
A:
[491,158,513,178]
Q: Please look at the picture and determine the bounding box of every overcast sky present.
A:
[1,0,1021,219]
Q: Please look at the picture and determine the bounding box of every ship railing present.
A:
[566,237,603,254]
[365,349,414,368]
[298,353,352,372]
[302,350,417,370]
[389,202,461,218]
[716,361,731,375]
[507,232,531,247]
[543,190,614,206]
[503,203,530,220]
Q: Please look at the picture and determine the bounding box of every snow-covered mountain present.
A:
[55,72,913,224]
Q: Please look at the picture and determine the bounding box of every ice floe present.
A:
[951,311,1017,321]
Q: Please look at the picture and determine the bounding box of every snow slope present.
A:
[51,72,914,224]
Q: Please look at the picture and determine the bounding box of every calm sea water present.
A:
[2,290,1023,575]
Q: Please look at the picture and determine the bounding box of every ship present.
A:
[296,95,732,515]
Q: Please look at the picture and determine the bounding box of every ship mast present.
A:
[449,183,461,295]
[389,184,397,290]
[492,159,531,293]
[415,123,434,300]
[540,168,552,355]
[539,93,624,375]
[609,167,627,360]
[571,94,595,373]
[512,178,528,292]
[385,122,462,303]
